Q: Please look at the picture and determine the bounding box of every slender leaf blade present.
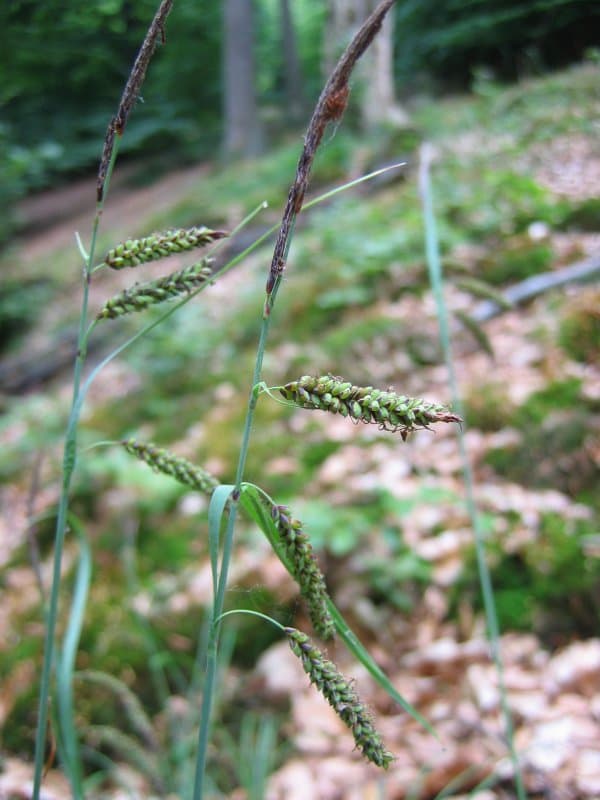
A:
[208,485,235,599]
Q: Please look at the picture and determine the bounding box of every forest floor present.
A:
[0,62,599,799]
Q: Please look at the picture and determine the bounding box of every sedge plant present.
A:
[30,0,472,797]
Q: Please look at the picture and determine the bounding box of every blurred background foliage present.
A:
[1,0,598,244]
[394,0,600,87]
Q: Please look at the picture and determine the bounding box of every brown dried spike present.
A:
[97,0,174,201]
[324,83,350,123]
[265,0,395,296]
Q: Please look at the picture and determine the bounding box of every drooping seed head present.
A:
[285,627,394,768]
[280,375,461,436]
[271,504,334,640]
[122,439,219,494]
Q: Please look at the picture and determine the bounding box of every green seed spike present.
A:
[285,627,395,768]
[271,504,335,640]
[103,226,227,270]
[98,260,214,320]
[280,375,461,436]
[122,439,219,495]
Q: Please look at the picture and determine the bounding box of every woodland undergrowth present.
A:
[10,2,599,800]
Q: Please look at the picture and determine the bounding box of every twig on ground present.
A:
[471,253,600,322]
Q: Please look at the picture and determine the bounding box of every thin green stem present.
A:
[418,145,526,800]
[32,138,120,800]
[192,303,274,800]
[216,609,284,630]
[301,161,406,211]
[190,149,403,800]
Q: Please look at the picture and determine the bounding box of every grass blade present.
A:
[55,516,91,799]
[208,485,235,599]
[419,143,526,798]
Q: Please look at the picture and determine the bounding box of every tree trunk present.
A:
[223,0,264,156]
[280,0,304,123]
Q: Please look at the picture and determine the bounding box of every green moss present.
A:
[514,378,584,426]
[438,166,567,244]
[291,498,378,557]
[559,197,600,232]
[0,279,55,354]
[559,289,600,363]
[454,514,600,641]
[135,518,197,575]
[482,378,600,494]
[492,558,537,630]
[485,411,594,493]
[2,683,39,753]
[320,315,401,360]
[365,549,431,612]
[481,238,554,285]
[463,381,514,432]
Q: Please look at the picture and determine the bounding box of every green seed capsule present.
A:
[298,387,311,403]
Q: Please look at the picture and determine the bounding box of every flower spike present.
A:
[285,627,394,768]
[103,226,227,270]
[271,504,334,640]
[98,260,214,319]
[280,375,461,436]
[122,439,219,495]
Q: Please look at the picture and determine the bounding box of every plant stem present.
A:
[192,305,273,800]
[32,140,120,800]
[419,144,527,800]
[191,4,396,794]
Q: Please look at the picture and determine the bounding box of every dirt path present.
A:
[15,161,212,265]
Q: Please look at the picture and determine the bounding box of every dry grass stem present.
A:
[265,0,395,295]
[97,0,175,201]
